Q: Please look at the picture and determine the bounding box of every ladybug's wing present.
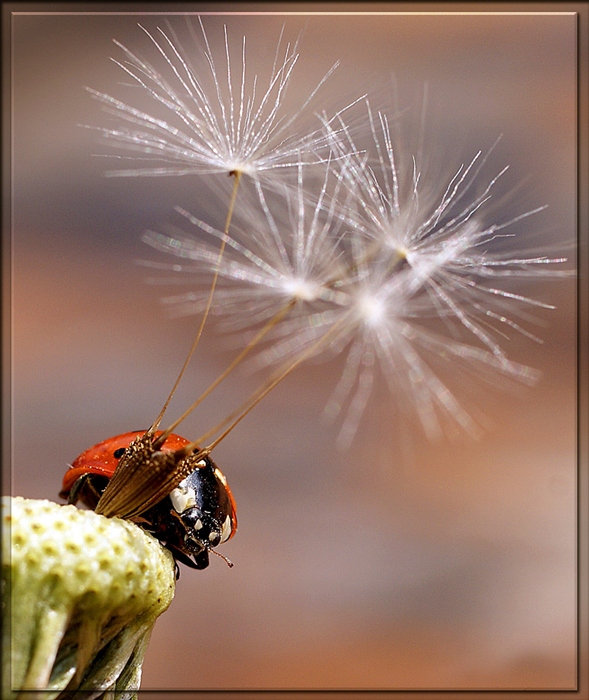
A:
[95,434,205,520]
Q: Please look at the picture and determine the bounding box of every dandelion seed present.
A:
[142,159,351,331]
[314,104,570,443]
[141,101,570,446]
[86,18,348,179]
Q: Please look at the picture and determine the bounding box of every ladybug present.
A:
[60,429,237,570]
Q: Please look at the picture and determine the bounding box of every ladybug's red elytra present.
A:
[60,430,237,570]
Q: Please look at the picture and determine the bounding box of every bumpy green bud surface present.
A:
[2,496,176,700]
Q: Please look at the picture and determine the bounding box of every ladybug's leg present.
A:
[67,474,104,510]
[66,473,90,505]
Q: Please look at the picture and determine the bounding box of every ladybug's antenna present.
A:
[210,547,234,568]
[151,171,242,433]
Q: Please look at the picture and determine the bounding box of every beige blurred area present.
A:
[7,4,580,692]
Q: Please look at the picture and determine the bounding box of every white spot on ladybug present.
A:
[208,531,219,543]
[169,480,196,514]
[221,515,232,542]
[194,518,203,530]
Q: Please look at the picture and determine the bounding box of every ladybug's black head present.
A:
[167,458,235,569]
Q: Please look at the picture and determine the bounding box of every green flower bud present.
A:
[2,496,175,699]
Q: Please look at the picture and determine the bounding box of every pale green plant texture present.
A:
[2,496,175,699]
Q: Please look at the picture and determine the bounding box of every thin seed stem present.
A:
[158,298,297,443]
[186,314,349,455]
[152,171,242,433]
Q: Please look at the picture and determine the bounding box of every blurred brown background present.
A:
[8,4,578,691]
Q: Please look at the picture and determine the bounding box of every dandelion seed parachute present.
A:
[142,160,352,327]
[140,100,569,446]
[85,18,350,179]
[318,105,569,444]
[141,113,569,445]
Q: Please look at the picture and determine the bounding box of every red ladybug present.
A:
[60,429,237,570]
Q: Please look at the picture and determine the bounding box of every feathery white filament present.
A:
[86,19,345,178]
[127,44,571,444]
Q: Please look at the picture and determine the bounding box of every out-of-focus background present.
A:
[8,4,578,690]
